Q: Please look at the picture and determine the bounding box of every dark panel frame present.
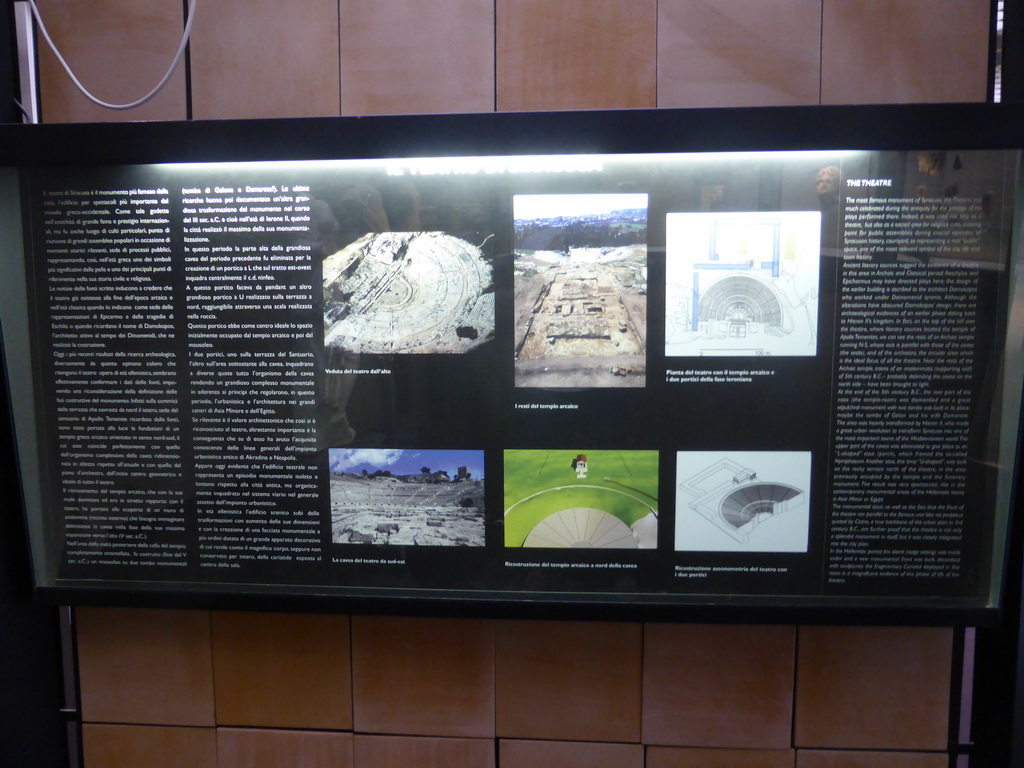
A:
[1,103,1023,629]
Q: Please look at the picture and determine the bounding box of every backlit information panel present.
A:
[3,105,1023,622]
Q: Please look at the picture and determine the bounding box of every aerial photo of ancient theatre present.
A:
[322,230,494,354]
[503,449,658,549]
[329,448,485,546]
[513,193,648,387]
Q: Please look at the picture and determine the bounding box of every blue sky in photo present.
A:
[328,448,485,480]
[513,192,648,221]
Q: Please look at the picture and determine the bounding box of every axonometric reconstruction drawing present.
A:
[323,231,494,354]
[678,457,804,544]
[665,211,820,357]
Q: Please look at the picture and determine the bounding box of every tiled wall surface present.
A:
[35,0,990,121]
[35,1,982,765]
[76,608,955,767]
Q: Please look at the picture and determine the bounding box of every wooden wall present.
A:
[76,609,955,768]
[29,0,991,765]
[36,0,990,122]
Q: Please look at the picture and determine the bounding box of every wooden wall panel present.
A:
[36,0,186,123]
[338,0,494,116]
[794,626,953,750]
[210,612,352,730]
[189,0,340,120]
[496,0,657,111]
[658,0,822,108]
[76,607,215,727]
[495,620,642,743]
[351,616,495,738]
[646,746,796,768]
[642,624,796,749]
[500,739,644,768]
[217,728,354,768]
[796,750,947,768]
[821,0,990,104]
[354,735,496,768]
[82,724,216,768]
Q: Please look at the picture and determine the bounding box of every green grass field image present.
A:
[503,450,659,549]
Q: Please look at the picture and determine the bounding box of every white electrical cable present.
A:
[27,0,198,111]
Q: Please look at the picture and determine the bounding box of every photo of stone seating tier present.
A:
[329,449,485,546]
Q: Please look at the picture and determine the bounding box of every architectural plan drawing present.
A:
[665,211,821,357]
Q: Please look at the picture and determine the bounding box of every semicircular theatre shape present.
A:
[325,232,493,353]
[698,275,783,327]
[720,483,801,529]
[522,507,638,549]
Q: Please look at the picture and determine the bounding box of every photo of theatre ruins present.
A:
[329,448,485,546]
[513,193,648,387]
[323,231,494,354]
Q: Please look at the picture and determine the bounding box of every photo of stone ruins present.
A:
[323,231,494,354]
[329,449,485,546]
[513,193,647,387]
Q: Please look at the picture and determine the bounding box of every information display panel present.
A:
[3,105,1023,622]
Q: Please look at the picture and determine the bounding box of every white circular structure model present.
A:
[523,507,639,549]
